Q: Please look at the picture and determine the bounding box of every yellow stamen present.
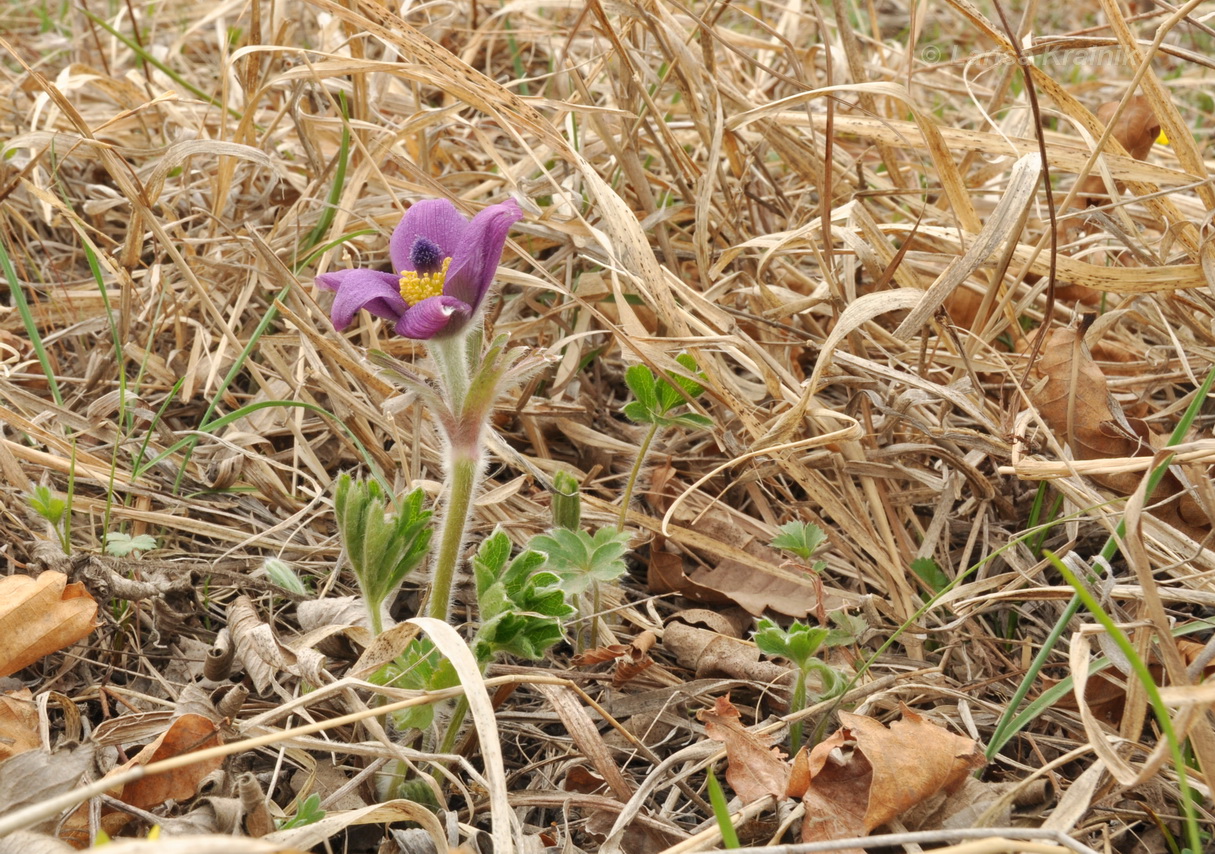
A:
[399,256,452,306]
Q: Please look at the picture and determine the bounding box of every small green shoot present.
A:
[263,558,309,596]
[754,612,861,751]
[771,520,829,624]
[334,475,433,635]
[550,469,582,531]
[277,793,325,830]
[771,521,829,567]
[622,353,713,432]
[618,354,711,529]
[27,485,70,554]
[706,770,740,849]
[531,526,630,650]
[371,638,458,732]
[103,532,158,557]
[910,557,951,595]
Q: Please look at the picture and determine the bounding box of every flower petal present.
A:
[395,295,472,339]
[319,268,408,330]
[389,199,470,272]
[442,199,523,311]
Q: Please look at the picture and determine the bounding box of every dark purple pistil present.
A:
[409,236,444,272]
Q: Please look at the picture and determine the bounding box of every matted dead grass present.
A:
[1,0,1214,851]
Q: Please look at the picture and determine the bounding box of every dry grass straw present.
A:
[2,0,1215,849]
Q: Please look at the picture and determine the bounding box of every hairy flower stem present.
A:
[427,452,479,622]
[790,671,807,752]
[430,334,470,406]
[617,421,660,531]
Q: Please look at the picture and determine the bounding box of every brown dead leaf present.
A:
[0,571,97,678]
[572,631,657,687]
[786,745,811,799]
[109,713,224,809]
[1030,326,1148,487]
[348,620,421,681]
[613,657,655,688]
[0,688,41,761]
[1030,327,1206,536]
[699,695,790,803]
[564,764,608,794]
[1050,663,1164,726]
[1178,639,1215,679]
[646,545,734,607]
[801,707,985,847]
[572,644,633,666]
[1076,96,1162,208]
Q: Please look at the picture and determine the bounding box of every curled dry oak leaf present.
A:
[664,621,791,687]
[800,707,985,850]
[0,570,97,678]
[1029,327,1207,535]
[227,596,328,696]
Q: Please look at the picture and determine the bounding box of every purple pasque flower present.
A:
[316,198,522,340]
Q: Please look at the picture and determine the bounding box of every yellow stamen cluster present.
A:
[399,256,452,306]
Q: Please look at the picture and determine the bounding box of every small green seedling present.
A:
[550,469,582,532]
[622,353,713,432]
[754,612,863,752]
[771,521,828,566]
[27,485,70,554]
[771,520,829,625]
[333,474,432,635]
[103,532,157,557]
[706,769,741,849]
[910,556,951,596]
[277,792,325,830]
[618,354,711,529]
[262,558,310,596]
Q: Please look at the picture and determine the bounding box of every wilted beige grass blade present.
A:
[407,618,515,854]
[892,153,1042,339]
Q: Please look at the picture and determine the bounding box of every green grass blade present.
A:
[80,9,242,120]
[1047,549,1200,854]
[988,364,1215,757]
[168,282,294,490]
[706,770,740,849]
[0,231,63,406]
[298,92,351,264]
